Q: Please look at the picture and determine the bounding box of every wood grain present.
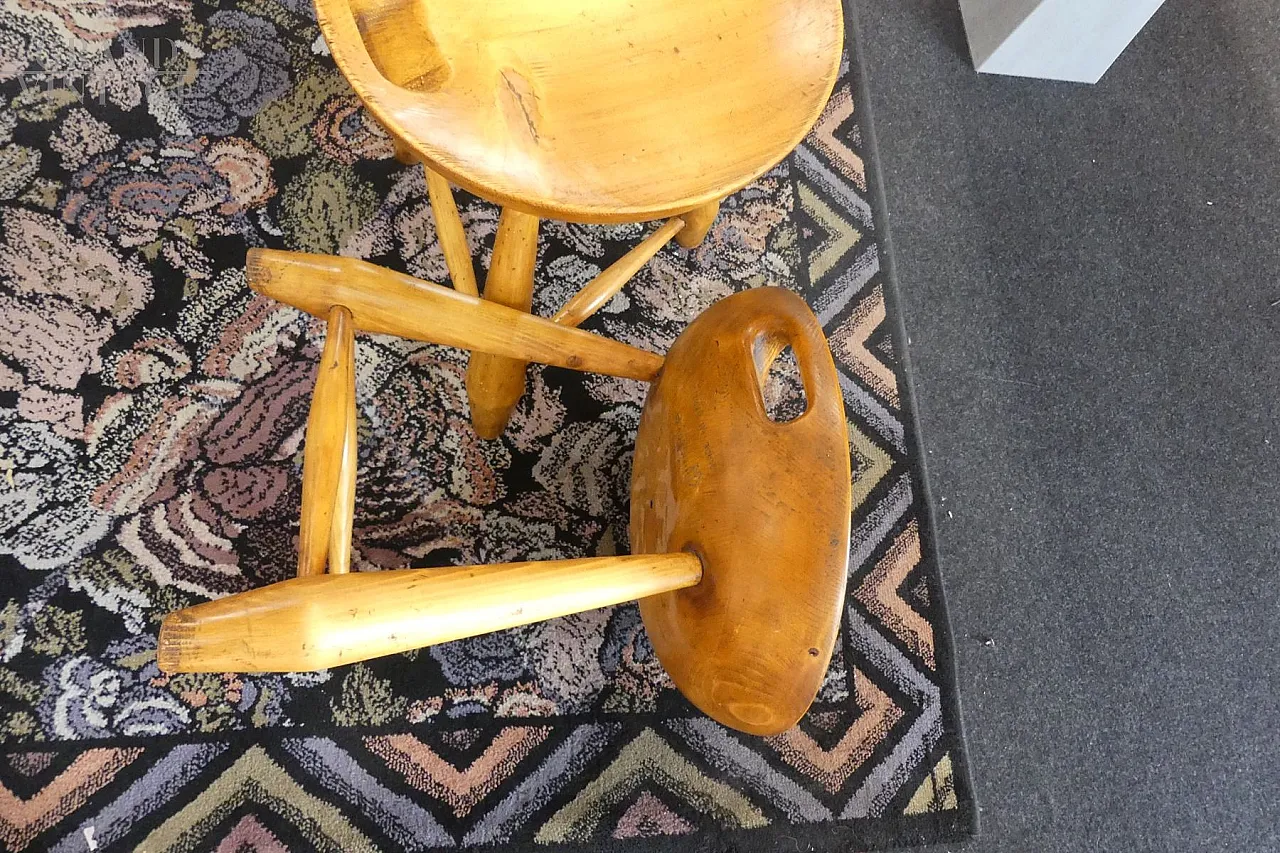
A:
[158,554,702,672]
[312,0,843,223]
[391,135,418,165]
[674,200,721,249]
[327,324,358,576]
[425,167,479,297]
[246,249,662,381]
[466,208,539,438]
[160,274,851,736]
[297,306,356,577]
[631,287,852,735]
[552,218,685,328]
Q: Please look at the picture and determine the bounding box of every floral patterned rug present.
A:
[0,1,974,850]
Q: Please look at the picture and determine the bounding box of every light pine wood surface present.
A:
[313,0,844,223]
[326,311,358,576]
[166,242,852,735]
[158,554,702,672]
[466,208,540,438]
[674,200,722,249]
[631,287,852,735]
[425,167,479,297]
[310,0,842,438]
[297,306,356,577]
[246,249,663,381]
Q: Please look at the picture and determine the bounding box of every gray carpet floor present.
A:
[847,1,1280,850]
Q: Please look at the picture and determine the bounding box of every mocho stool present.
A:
[158,249,852,736]
[313,0,845,438]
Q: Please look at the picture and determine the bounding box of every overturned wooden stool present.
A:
[315,0,844,438]
[158,249,851,736]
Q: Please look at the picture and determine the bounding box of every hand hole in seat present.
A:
[351,0,450,92]
[756,342,808,424]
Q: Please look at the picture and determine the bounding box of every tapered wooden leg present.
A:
[391,135,418,166]
[245,250,663,381]
[552,217,685,327]
[675,199,721,248]
[326,338,357,575]
[157,553,702,673]
[297,306,357,577]
[466,208,539,439]
[385,134,479,300]
[425,168,479,297]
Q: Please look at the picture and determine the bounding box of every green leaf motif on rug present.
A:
[0,600,22,658]
[10,87,80,123]
[280,159,378,255]
[28,605,87,657]
[332,664,409,726]
[251,71,349,160]
[0,667,42,740]
[67,549,158,634]
[0,145,40,201]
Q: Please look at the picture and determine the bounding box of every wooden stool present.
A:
[314,0,844,438]
[158,250,851,736]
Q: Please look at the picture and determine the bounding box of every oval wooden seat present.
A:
[316,0,844,222]
[632,287,851,735]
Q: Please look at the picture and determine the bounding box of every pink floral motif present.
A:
[205,138,277,212]
[351,349,510,569]
[106,335,192,389]
[687,176,796,280]
[0,209,152,437]
[312,94,394,165]
[61,136,276,253]
[17,386,85,439]
[95,359,313,597]
[14,0,188,44]
[49,108,120,170]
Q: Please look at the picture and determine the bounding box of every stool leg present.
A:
[384,133,480,300]
[674,199,721,249]
[552,217,685,327]
[466,207,539,439]
[391,134,418,166]
[297,306,356,577]
[158,553,702,673]
[425,168,479,297]
[245,250,663,381]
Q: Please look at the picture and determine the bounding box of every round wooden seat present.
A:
[631,287,852,735]
[315,0,844,222]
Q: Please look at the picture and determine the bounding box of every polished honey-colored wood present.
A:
[314,0,842,444]
[161,265,852,736]
[327,328,357,576]
[312,0,844,224]
[246,249,662,381]
[297,306,356,577]
[425,167,479,297]
[466,208,539,438]
[339,0,477,300]
[631,287,852,735]
[552,218,685,328]
[158,554,702,673]
[674,199,722,249]
[391,135,418,166]
[345,0,444,90]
